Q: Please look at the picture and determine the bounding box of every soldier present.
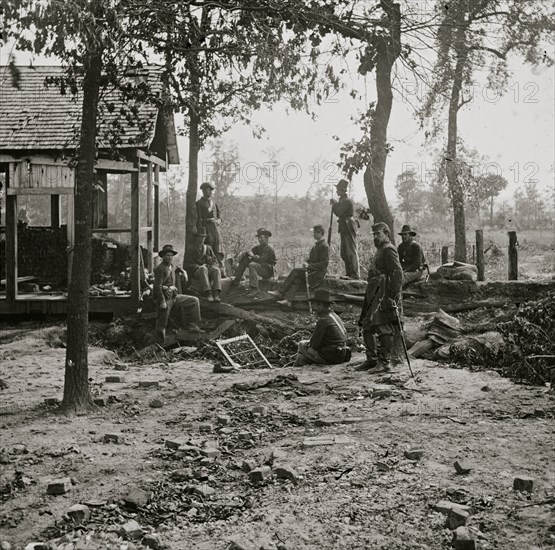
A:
[184,228,222,302]
[330,179,359,279]
[231,228,276,297]
[269,224,329,306]
[196,181,224,264]
[356,222,403,374]
[397,224,425,286]
[294,289,351,366]
[153,244,202,342]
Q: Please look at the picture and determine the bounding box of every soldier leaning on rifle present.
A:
[269,224,329,307]
[153,244,202,342]
[330,178,360,279]
[356,222,403,374]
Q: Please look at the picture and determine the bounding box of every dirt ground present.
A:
[0,322,554,549]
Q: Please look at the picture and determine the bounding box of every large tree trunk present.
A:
[362,0,400,243]
[446,37,469,262]
[61,49,103,415]
[185,105,200,259]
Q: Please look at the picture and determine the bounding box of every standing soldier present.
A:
[356,222,403,374]
[196,181,224,265]
[330,179,359,279]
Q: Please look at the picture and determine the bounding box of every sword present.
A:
[391,300,415,378]
[304,268,312,313]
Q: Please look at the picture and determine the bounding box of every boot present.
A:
[367,334,393,374]
[356,332,378,371]
[213,290,221,303]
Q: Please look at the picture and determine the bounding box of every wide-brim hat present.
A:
[159,244,178,257]
[398,224,417,236]
[255,228,272,237]
[335,179,349,190]
[193,228,208,237]
[310,289,333,304]
[371,222,391,234]
[312,224,325,233]
[200,181,215,191]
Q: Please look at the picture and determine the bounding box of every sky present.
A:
[2,18,554,211]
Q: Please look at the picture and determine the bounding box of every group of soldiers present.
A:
[152,179,425,375]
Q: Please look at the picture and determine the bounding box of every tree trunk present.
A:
[446,33,469,262]
[362,0,400,243]
[185,105,200,260]
[490,195,494,226]
[61,49,103,415]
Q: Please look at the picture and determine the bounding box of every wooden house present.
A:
[0,65,179,314]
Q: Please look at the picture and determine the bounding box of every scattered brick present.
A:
[170,468,194,482]
[217,415,231,426]
[251,405,268,416]
[105,376,125,383]
[241,459,257,473]
[165,439,187,450]
[123,487,150,510]
[187,484,215,498]
[454,461,472,475]
[238,431,252,440]
[445,506,470,530]
[44,398,59,406]
[513,476,534,492]
[199,423,213,432]
[119,519,144,540]
[66,504,90,523]
[435,501,471,515]
[248,466,272,482]
[142,533,162,549]
[46,478,72,495]
[404,449,424,460]
[104,433,125,444]
[302,436,335,447]
[534,408,546,418]
[149,399,163,408]
[139,381,160,388]
[200,448,221,459]
[274,465,299,481]
[453,527,476,550]
[94,397,108,407]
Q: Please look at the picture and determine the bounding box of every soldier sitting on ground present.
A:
[184,228,222,302]
[153,244,203,342]
[269,224,329,307]
[231,228,277,298]
[295,289,351,367]
[397,224,425,287]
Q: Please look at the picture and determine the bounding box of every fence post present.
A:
[508,231,518,280]
[441,245,449,265]
[476,229,484,281]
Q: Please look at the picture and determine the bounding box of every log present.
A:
[199,299,294,335]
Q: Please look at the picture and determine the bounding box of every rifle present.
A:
[328,195,334,245]
[304,269,312,314]
[391,300,415,378]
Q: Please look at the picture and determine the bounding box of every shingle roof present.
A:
[0,65,168,152]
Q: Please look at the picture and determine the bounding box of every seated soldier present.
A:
[231,228,276,297]
[397,224,425,286]
[295,289,351,367]
[154,244,202,342]
[184,228,222,302]
[270,224,329,306]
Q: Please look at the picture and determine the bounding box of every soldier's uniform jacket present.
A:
[306,238,329,286]
[196,197,222,252]
[331,196,359,236]
[309,311,349,364]
[153,262,178,307]
[398,240,425,272]
[184,244,219,277]
[359,242,403,326]
[250,243,277,268]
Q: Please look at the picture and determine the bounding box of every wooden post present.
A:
[50,194,60,228]
[5,194,17,302]
[98,171,108,228]
[154,165,160,253]
[441,245,449,265]
[146,161,153,271]
[508,231,518,280]
[130,169,140,306]
[476,229,484,281]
